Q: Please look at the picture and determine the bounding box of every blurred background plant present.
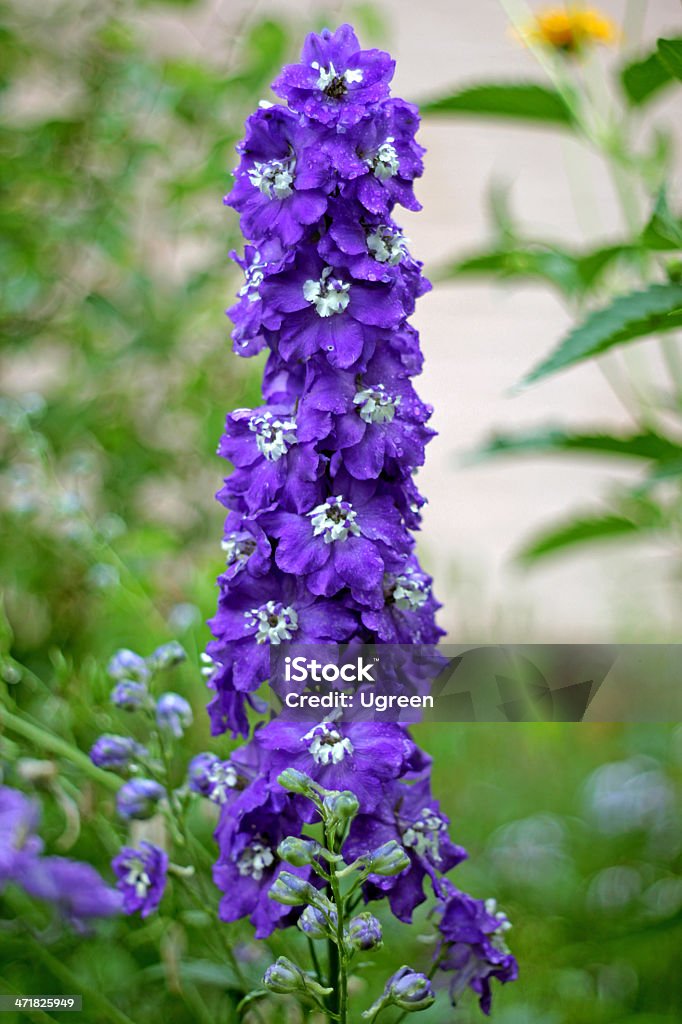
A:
[423,4,682,567]
[1,1,681,1022]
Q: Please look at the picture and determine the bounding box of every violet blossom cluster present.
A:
[199,25,517,1014]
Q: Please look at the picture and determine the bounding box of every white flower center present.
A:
[303,722,354,765]
[308,496,360,543]
[124,857,151,899]
[311,60,364,96]
[221,533,257,570]
[402,807,447,863]
[390,569,429,610]
[248,157,295,199]
[485,898,513,952]
[248,411,297,461]
[207,760,240,805]
[237,841,275,881]
[353,384,400,424]
[238,250,268,302]
[303,266,350,317]
[369,138,399,180]
[367,225,408,265]
[245,601,299,645]
[200,652,217,680]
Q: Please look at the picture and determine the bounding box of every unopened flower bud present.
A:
[263,956,332,999]
[263,956,305,994]
[111,679,149,710]
[388,967,434,1011]
[107,649,149,683]
[322,790,359,822]
[148,641,186,671]
[365,840,410,877]
[277,836,320,867]
[277,767,316,796]
[362,966,435,1019]
[298,903,337,940]
[116,778,165,820]
[268,871,318,907]
[156,693,193,738]
[347,912,383,951]
[90,734,148,774]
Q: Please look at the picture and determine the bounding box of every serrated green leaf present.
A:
[620,48,673,105]
[642,190,682,250]
[517,512,643,564]
[657,37,682,81]
[470,427,682,464]
[521,283,682,385]
[421,82,576,126]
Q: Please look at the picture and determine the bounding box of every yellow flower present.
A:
[521,7,618,54]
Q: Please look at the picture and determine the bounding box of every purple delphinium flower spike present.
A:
[203,33,517,1004]
[112,841,168,918]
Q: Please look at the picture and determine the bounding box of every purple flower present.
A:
[116,778,165,820]
[107,648,149,683]
[217,404,322,516]
[156,692,193,738]
[208,574,358,699]
[89,734,148,773]
[110,678,149,710]
[187,752,220,796]
[336,99,425,216]
[218,514,271,583]
[0,786,42,884]
[272,25,394,129]
[20,856,121,931]
[255,718,416,814]
[213,787,310,939]
[300,349,434,480]
[268,474,411,599]
[227,106,330,247]
[345,777,467,921]
[435,887,518,1015]
[112,841,168,918]
[261,252,404,370]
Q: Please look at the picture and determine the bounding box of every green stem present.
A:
[0,705,120,792]
[325,826,348,1024]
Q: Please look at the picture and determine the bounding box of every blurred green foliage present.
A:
[425,32,682,565]
[1,2,681,1023]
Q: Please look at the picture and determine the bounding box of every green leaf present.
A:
[620,49,673,105]
[521,283,682,385]
[517,512,643,564]
[470,427,682,464]
[440,241,636,297]
[642,190,682,250]
[657,37,682,81]
[421,82,576,126]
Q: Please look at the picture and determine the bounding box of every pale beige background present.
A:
[139,0,682,641]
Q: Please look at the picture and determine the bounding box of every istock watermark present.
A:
[268,644,682,724]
